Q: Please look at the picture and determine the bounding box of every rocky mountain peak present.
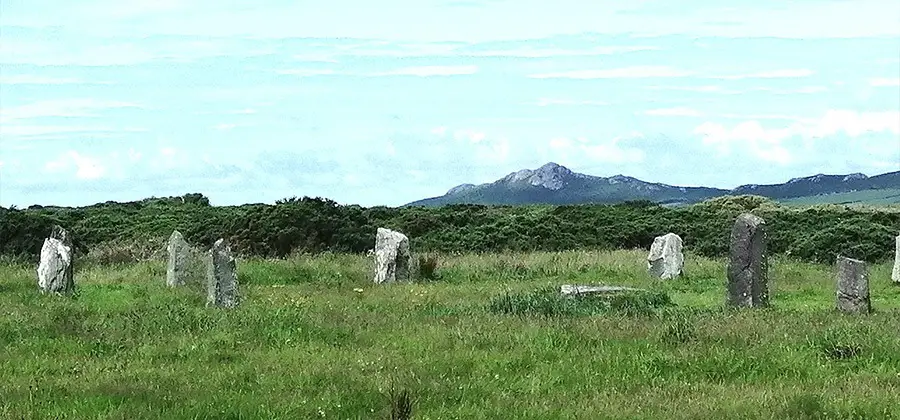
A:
[500,162,574,190]
[446,183,477,195]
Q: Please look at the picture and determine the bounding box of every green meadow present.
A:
[2,250,899,419]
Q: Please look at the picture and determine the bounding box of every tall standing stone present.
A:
[726,213,769,308]
[207,239,239,308]
[166,230,191,287]
[647,233,684,280]
[835,256,871,314]
[373,227,411,284]
[37,225,75,295]
[892,234,900,284]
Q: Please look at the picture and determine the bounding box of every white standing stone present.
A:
[207,238,239,308]
[166,230,191,287]
[37,225,75,295]
[647,233,684,280]
[560,284,646,297]
[892,234,900,284]
[373,228,411,284]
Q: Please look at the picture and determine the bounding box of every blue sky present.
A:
[1,0,899,208]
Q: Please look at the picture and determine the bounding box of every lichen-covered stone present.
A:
[836,256,871,314]
[726,213,768,308]
[37,225,74,295]
[166,230,191,287]
[560,284,646,296]
[647,233,684,280]
[373,228,411,284]
[207,239,239,308]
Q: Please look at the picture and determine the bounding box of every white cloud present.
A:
[465,45,658,57]
[0,75,111,85]
[0,99,145,140]
[77,0,185,20]
[547,134,645,164]
[427,126,509,163]
[0,125,142,138]
[644,85,828,95]
[0,99,142,123]
[530,66,693,79]
[693,110,900,164]
[870,77,900,87]
[530,98,609,107]
[275,69,336,77]
[645,107,704,117]
[44,151,106,180]
[714,69,814,80]
[473,137,510,163]
[645,85,740,94]
[378,65,478,76]
[443,129,487,143]
[18,0,896,41]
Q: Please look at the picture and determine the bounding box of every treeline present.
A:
[1,194,898,264]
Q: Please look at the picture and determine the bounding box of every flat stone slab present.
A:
[560,284,647,296]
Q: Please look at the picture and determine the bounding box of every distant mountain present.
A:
[404,162,900,207]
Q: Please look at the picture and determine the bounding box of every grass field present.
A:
[2,250,900,419]
[779,189,900,207]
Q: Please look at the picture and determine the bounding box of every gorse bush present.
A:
[84,238,167,266]
[2,193,898,264]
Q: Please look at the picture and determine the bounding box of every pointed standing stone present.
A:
[835,256,871,314]
[892,234,900,284]
[647,233,684,280]
[37,225,75,295]
[373,228,411,284]
[166,230,191,287]
[207,239,239,308]
[726,213,769,308]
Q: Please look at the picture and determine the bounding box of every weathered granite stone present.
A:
[726,213,769,308]
[207,239,239,308]
[37,225,75,295]
[647,233,684,280]
[373,228,411,284]
[836,256,871,314]
[166,230,191,287]
[892,234,900,284]
[560,284,647,297]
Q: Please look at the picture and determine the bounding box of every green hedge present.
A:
[1,194,898,264]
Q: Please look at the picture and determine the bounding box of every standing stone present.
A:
[726,213,769,308]
[892,234,900,284]
[207,239,239,308]
[647,233,684,280]
[37,225,75,295]
[835,256,871,314]
[166,230,191,287]
[373,227,411,284]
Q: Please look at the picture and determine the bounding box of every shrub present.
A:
[3,193,899,265]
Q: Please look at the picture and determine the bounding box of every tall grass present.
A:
[1,249,899,419]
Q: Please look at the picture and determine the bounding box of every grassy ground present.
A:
[1,249,899,419]
[778,189,900,207]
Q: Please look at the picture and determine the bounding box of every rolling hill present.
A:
[405,162,900,207]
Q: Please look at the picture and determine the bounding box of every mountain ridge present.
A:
[405,162,900,207]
